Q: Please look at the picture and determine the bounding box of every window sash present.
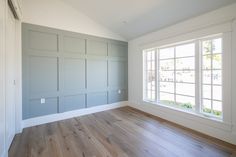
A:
[158,43,196,111]
[200,37,223,118]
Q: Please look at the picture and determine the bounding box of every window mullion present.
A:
[155,49,159,102]
[195,40,200,113]
[210,40,213,114]
[158,49,161,103]
[174,47,176,104]
[145,52,148,100]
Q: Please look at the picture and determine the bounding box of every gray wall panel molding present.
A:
[62,94,86,112]
[63,35,86,54]
[87,39,108,56]
[108,43,128,57]
[28,30,59,52]
[22,23,128,119]
[87,92,108,108]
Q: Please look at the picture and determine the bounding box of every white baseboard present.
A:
[22,101,128,129]
[128,102,236,145]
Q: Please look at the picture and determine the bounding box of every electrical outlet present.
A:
[41,98,45,104]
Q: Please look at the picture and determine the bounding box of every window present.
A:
[143,49,156,101]
[158,43,196,111]
[201,38,222,117]
[143,35,223,119]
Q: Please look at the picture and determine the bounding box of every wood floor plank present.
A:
[9,107,236,157]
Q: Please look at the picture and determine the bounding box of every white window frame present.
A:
[142,33,231,122]
[143,49,156,102]
[199,35,223,119]
[157,41,196,108]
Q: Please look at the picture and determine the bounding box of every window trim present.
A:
[142,33,230,122]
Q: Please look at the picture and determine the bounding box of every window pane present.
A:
[159,47,174,59]
[213,86,222,101]
[160,82,174,93]
[147,61,155,70]
[212,70,222,85]
[202,40,212,55]
[212,38,222,54]
[202,55,211,70]
[212,54,222,69]
[213,101,222,116]
[147,71,155,83]
[176,83,195,96]
[176,95,195,110]
[147,81,152,90]
[144,50,156,102]
[152,92,156,100]
[203,70,211,84]
[203,85,211,99]
[160,59,174,70]
[160,92,174,104]
[176,70,195,83]
[176,43,195,57]
[147,91,151,99]
[202,99,211,113]
[159,71,174,82]
[147,50,155,60]
[176,57,194,70]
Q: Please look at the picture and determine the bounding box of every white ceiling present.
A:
[62,0,236,40]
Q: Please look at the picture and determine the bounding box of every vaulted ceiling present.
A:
[62,0,236,40]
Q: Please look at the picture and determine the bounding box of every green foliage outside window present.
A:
[160,100,222,116]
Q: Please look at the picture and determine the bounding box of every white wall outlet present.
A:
[118,89,121,94]
[41,98,45,104]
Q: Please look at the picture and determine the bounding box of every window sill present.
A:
[143,100,223,123]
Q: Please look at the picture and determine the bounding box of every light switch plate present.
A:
[118,90,121,94]
[41,98,45,104]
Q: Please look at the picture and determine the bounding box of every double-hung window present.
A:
[143,35,223,119]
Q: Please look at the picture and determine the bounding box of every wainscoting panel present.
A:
[22,23,128,119]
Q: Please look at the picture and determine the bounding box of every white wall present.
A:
[128,3,236,145]
[0,1,22,157]
[0,0,7,156]
[22,0,126,41]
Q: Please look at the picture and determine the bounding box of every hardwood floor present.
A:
[9,107,236,157]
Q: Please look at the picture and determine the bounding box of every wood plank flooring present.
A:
[9,107,236,157]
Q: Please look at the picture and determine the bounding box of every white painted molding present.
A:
[22,101,128,129]
[128,102,236,145]
[140,21,232,50]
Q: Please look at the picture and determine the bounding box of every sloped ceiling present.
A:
[62,0,236,40]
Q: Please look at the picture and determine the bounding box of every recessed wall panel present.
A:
[29,30,58,51]
[29,56,58,94]
[87,40,107,56]
[87,60,107,90]
[87,92,107,107]
[64,58,85,91]
[109,61,126,88]
[29,97,58,118]
[109,90,127,104]
[62,94,86,112]
[63,36,85,54]
[109,43,127,57]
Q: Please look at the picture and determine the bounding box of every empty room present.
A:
[1,0,236,156]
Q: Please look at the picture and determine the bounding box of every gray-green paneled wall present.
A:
[22,23,128,119]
